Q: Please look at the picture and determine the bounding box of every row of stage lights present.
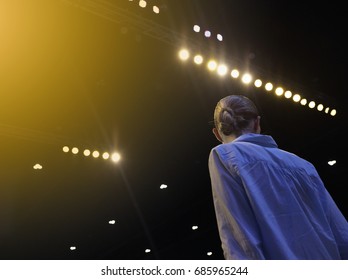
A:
[62,146,121,163]
[178,48,337,117]
[128,0,160,14]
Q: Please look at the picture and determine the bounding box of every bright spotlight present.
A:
[102,152,110,160]
[207,60,217,71]
[254,79,262,87]
[92,150,100,158]
[63,146,69,153]
[317,104,324,111]
[230,69,239,78]
[193,25,200,32]
[284,90,292,99]
[330,109,337,116]
[145,249,151,253]
[139,0,147,8]
[72,147,79,154]
[308,101,316,108]
[265,82,273,91]
[275,87,284,96]
[300,98,307,106]
[217,34,223,41]
[153,6,159,13]
[293,94,301,102]
[217,64,228,76]
[111,152,121,163]
[241,73,252,84]
[204,30,211,37]
[178,49,189,60]
[83,149,91,156]
[193,55,203,64]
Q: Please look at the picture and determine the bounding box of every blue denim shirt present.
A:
[208,133,348,259]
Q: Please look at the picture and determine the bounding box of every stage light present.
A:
[193,54,203,65]
[72,147,79,154]
[109,220,116,224]
[207,60,217,71]
[160,184,168,189]
[92,150,100,158]
[192,225,198,230]
[111,152,121,163]
[265,82,273,91]
[293,94,301,102]
[204,30,211,37]
[33,164,42,170]
[254,79,262,87]
[178,49,189,60]
[193,25,200,32]
[139,0,146,8]
[300,98,307,106]
[217,64,228,76]
[317,104,324,111]
[330,109,337,116]
[70,246,76,251]
[284,90,292,99]
[83,149,91,156]
[328,160,336,166]
[102,152,110,160]
[62,146,69,153]
[241,73,252,84]
[207,252,213,256]
[231,69,239,78]
[153,6,159,14]
[275,87,284,96]
[145,249,151,253]
[217,34,223,41]
[308,101,316,108]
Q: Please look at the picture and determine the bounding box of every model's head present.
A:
[213,94,260,143]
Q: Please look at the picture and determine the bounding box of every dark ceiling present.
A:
[0,0,347,260]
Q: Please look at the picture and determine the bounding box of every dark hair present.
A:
[214,95,259,137]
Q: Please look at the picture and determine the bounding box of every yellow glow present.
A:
[102,152,110,160]
[284,90,292,99]
[207,60,217,71]
[72,147,79,154]
[178,49,189,60]
[193,55,203,65]
[217,64,228,76]
[111,152,121,163]
[265,82,273,91]
[230,69,239,78]
[63,146,69,153]
[83,149,90,156]
[153,6,160,14]
[330,109,337,116]
[275,87,284,96]
[254,79,262,87]
[293,94,301,102]
[241,73,252,84]
[92,151,100,158]
[33,164,43,170]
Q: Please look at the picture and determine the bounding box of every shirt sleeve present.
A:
[208,148,265,260]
